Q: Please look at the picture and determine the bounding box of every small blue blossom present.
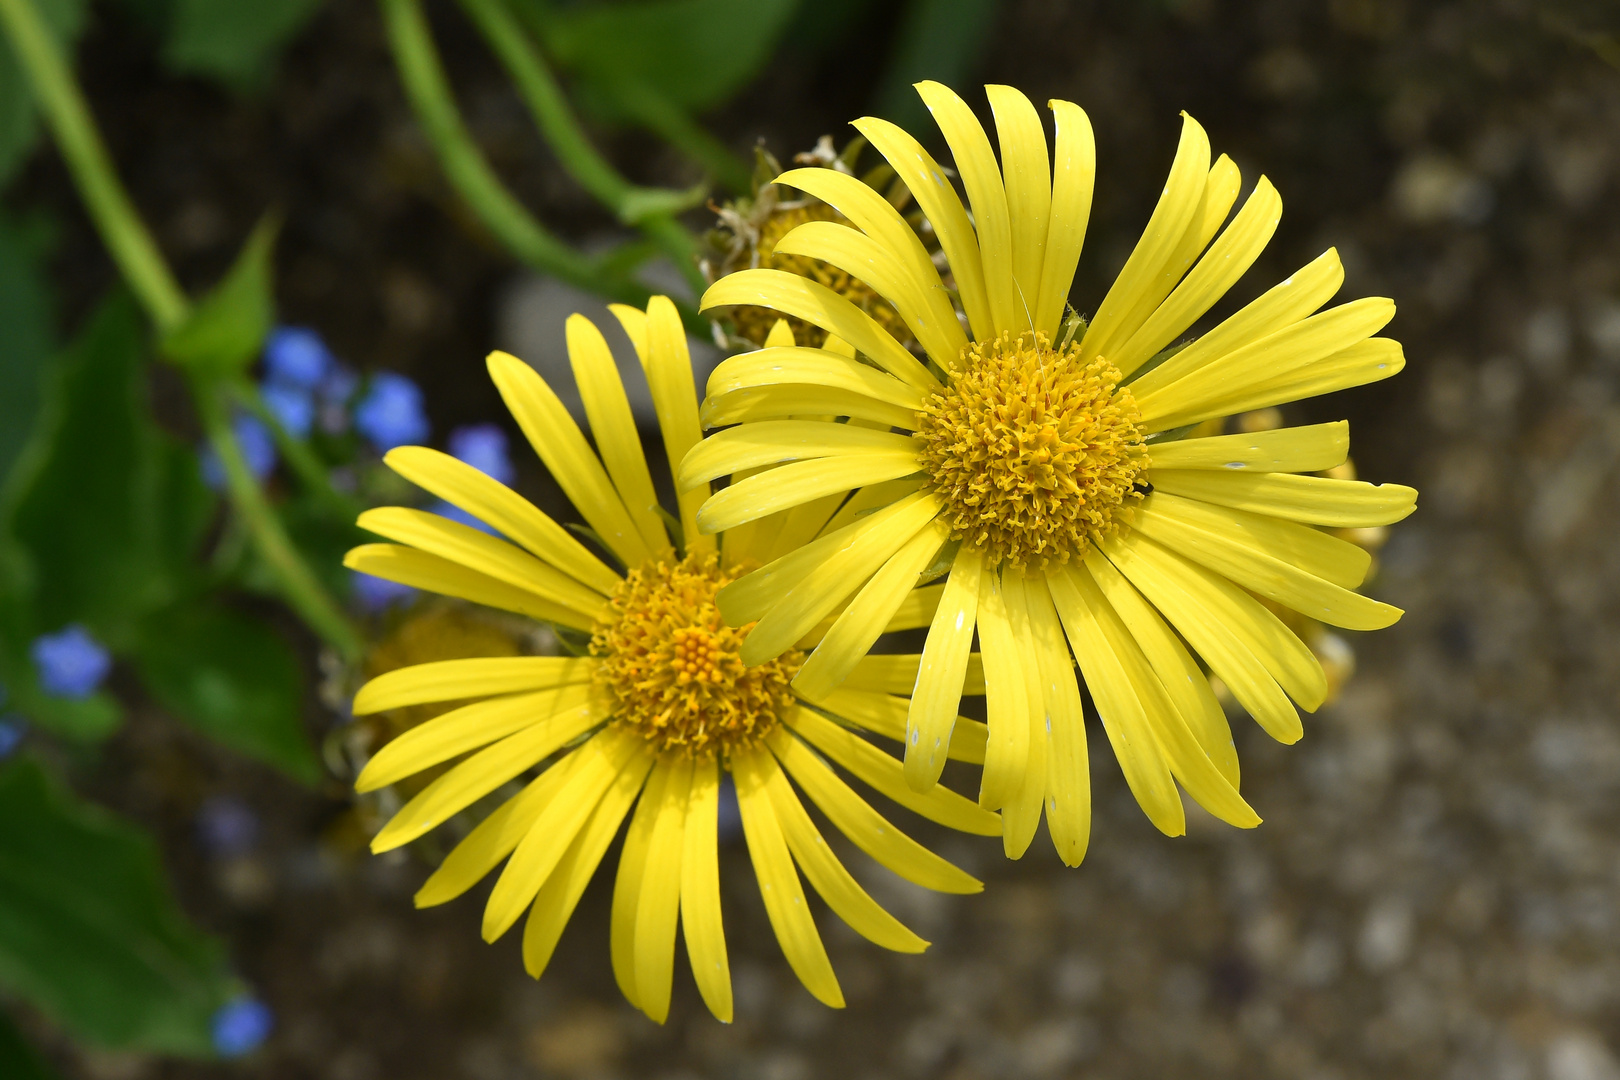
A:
[354,373,429,452]
[352,571,416,613]
[430,499,498,536]
[196,796,259,859]
[31,625,112,699]
[212,998,273,1057]
[263,326,333,389]
[448,423,515,486]
[201,413,277,490]
[261,383,314,439]
[0,718,26,759]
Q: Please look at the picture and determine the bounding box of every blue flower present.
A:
[263,326,333,389]
[212,997,273,1057]
[261,384,314,439]
[352,571,416,613]
[448,423,515,486]
[354,373,429,452]
[31,625,111,699]
[430,499,499,536]
[201,413,277,490]
[196,796,259,859]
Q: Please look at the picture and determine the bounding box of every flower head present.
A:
[685,83,1418,863]
[31,625,111,699]
[264,326,334,389]
[211,997,272,1057]
[355,372,430,452]
[345,299,997,1022]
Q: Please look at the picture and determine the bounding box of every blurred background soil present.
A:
[12,0,1620,1077]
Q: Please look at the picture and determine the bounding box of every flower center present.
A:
[592,553,801,755]
[729,203,912,349]
[916,332,1150,569]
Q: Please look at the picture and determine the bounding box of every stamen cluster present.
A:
[592,554,800,754]
[917,332,1149,569]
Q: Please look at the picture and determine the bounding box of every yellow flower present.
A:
[681,83,1418,863]
[343,299,998,1023]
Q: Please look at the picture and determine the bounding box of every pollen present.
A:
[592,553,801,754]
[916,332,1150,569]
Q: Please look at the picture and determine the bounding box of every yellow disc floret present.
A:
[917,332,1150,569]
[593,553,800,754]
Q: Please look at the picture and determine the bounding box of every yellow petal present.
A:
[1098,531,1301,743]
[731,746,844,1008]
[356,507,609,621]
[487,350,652,568]
[611,746,669,1010]
[523,745,656,978]
[1150,469,1417,528]
[344,543,591,630]
[773,167,966,369]
[696,452,924,536]
[854,115,993,343]
[1125,247,1344,401]
[370,697,608,852]
[793,518,949,701]
[1197,336,1405,420]
[355,683,599,792]
[481,725,641,939]
[702,384,920,430]
[1080,113,1210,363]
[845,651,985,697]
[679,755,732,1022]
[704,345,926,415]
[680,420,920,490]
[1082,550,1237,785]
[1135,491,1371,587]
[816,475,926,536]
[917,81,1023,335]
[741,493,942,665]
[644,297,714,557]
[632,753,691,1023]
[806,686,986,765]
[974,565,1031,812]
[987,85,1051,334]
[606,303,648,362]
[905,544,983,791]
[1045,566,1185,836]
[415,749,584,908]
[352,656,594,715]
[883,580,945,632]
[996,569,1049,858]
[766,727,982,893]
[756,490,852,567]
[566,314,671,558]
[1131,493,1403,630]
[1034,99,1096,339]
[1024,575,1090,866]
[1144,421,1348,473]
[384,447,622,596]
[1113,174,1281,377]
[700,269,937,392]
[764,761,927,953]
[783,706,1001,836]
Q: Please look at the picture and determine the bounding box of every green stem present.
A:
[381,0,649,304]
[454,0,707,297]
[0,0,187,331]
[230,380,359,521]
[196,380,362,661]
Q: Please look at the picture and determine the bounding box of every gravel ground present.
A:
[14,0,1620,1077]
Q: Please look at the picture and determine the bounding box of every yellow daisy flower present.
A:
[681,83,1418,863]
[343,299,998,1023]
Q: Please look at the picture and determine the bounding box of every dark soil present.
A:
[12,0,1620,1077]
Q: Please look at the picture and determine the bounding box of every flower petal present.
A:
[906,544,983,791]
[344,543,590,629]
[680,420,920,490]
[352,656,594,714]
[1035,99,1096,339]
[1024,575,1091,867]
[631,753,692,1024]
[645,297,715,557]
[1143,421,1348,473]
[987,85,1051,333]
[680,755,732,1022]
[1149,470,1418,528]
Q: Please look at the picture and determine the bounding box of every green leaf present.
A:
[5,294,205,641]
[160,0,324,90]
[0,1007,61,1080]
[0,757,234,1054]
[0,212,57,484]
[132,602,317,783]
[159,216,277,378]
[536,0,801,114]
[0,0,87,185]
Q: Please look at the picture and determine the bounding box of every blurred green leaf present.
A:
[0,0,87,185]
[873,0,999,133]
[0,1008,60,1080]
[132,602,317,783]
[0,757,234,1054]
[5,294,209,641]
[0,213,56,485]
[160,217,277,378]
[160,0,323,89]
[534,0,801,114]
